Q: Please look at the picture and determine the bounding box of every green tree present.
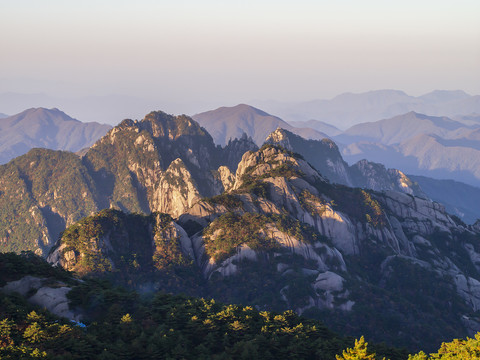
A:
[336,336,381,360]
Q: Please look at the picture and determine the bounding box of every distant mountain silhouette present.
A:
[340,125,480,187]
[336,111,468,145]
[287,119,341,136]
[410,175,480,224]
[0,92,160,125]
[192,104,328,145]
[0,107,111,164]
[253,89,480,129]
[0,113,8,118]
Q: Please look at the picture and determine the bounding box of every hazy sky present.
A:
[1,0,479,115]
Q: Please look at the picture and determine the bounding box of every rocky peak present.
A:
[264,128,428,198]
[153,158,202,218]
[264,128,352,186]
[351,159,426,197]
[265,128,293,150]
[223,133,258,171]
[140,111,210,140]
[234,144,324,190]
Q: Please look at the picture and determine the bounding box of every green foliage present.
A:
[59,208,151,274]
[260,162,305,180]
[203,212,279,263]
[298,189,329,217]
[0,149,99,254]
[235,176,270,199]
[203,211,324,263]
[0,251,409,360]
[0,251,73,286]
[204,193,244,210]
[258,144,305,161]
[152,213,192,270]
[336,336,378,360]
[56,209,202,294]
[408,333,480,359]
[269,213,324,244]
[314,181,386,227]
[0,292,95,359]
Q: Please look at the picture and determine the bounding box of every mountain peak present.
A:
[14,107,79,123]
[137,111,209,140]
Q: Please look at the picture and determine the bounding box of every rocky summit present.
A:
[2,111,480,351]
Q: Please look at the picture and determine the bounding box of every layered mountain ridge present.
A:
[338,112,480,188]
[2,110,480,350]
[254,89,480,129]
[47,142,480,351]
[0,110,426,257]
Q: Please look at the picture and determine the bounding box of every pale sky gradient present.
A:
[1,0,479,115]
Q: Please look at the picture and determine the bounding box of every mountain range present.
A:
[187,104,480,222]
[2,110,480,351]
[0,108,111,164]
[0,92,160,125]
[337,112,480,187]
[253,89,480,129]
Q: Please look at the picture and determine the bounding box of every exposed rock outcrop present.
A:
[1,276,81,321]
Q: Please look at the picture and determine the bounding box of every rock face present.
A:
[0,111,255,255]
[1,276,81,321]
[47,209,194,276]
[0,112,429,257]
[181,145,480,347]
[46,139,480,350]
[153,159,202,218]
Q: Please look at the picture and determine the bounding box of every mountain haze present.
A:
[337,111,469,146]
[0,108,111,164]
[288,119,342,136]
[254,89,480,129]
[335,111,480,188]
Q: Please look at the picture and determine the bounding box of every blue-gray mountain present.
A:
[337,112,480,187]
[254,89,480,129]
[0,108,111,164]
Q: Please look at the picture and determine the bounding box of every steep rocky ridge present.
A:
[0,149,99,254]
[49,144,480,350]
[180,146,480,349]
[265,128,424,196]
[0,111,256,256]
